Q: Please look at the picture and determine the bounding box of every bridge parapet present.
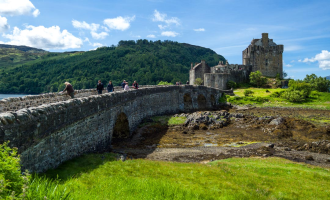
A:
[0,85,228,172]
[0,85,167,113]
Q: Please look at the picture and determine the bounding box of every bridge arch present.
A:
[183,93,193,111]
[113,112,130,139]
[197,94,207,110]
[211,94,216,106]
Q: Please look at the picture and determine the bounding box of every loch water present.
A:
[0,94,26,100]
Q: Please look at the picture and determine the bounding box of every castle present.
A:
[189,33,284,90]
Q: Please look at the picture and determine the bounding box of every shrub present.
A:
[282,90,306,102]
[218,94,227,103]
[227,81,237,89]
[249,71,267,87]
[252,96,268,103]
[244,89,254,97]
[265,89,270,93]
[288,80,312,98]
[0,142,30,199]
[194,78,203,86]
[269,91,284,98]
[157,81,173,85]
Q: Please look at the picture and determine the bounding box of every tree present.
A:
[249,71,267,88]
[304,74,330,92]
[194,78,203,85]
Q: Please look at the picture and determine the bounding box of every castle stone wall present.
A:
[0,85,224,172]
[204,73,229,90]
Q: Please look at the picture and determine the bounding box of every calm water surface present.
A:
[0,94,27,100]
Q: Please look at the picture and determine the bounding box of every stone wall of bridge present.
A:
[0,85,226,172]
[0,85,155,112]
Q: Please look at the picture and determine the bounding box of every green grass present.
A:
[229,88,330,110]
[150,115,187,126]
[32,154,330,199]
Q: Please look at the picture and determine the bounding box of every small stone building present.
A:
[189,33,284,90]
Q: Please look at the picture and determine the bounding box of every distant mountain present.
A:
[0,44,48,69]
[0,40,226,94]
[326,76,330,80]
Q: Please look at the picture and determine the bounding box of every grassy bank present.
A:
[30,153,330,199]
[229,88,330,110]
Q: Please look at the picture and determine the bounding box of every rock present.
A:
[305,155,314,161]
[182,131,188,134]
[262,154,268,157]
[267,144,275,148]
[269,117,284,125]
[326,158,330,162]
[192,124,199,130]
[199,123,208,130]
[119,154,126,161]
[284,147,291,151]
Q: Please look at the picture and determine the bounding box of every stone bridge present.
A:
[0,85,229,172]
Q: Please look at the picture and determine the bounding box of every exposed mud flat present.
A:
[112,106,330,168]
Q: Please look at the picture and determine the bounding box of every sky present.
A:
[0,0,329,79]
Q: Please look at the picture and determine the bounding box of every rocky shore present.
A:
[112,106,330,168]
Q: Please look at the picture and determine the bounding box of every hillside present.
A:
[0,44,48,69]
[326,76,330,80]
[0,40,225,94]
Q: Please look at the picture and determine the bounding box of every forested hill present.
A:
[0,44,48,69]
[0,40,226,94]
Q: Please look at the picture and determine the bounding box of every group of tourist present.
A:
[61,79,140,98]
[121,80,139,91]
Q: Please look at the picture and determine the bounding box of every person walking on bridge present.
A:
[97,80,104,94]
[62,82,74,98]
[124,82,130,91]
[132,80,139,89]
[107,81,114,92]
[121,80,126,90]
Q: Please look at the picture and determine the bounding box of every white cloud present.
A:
[91,31,108,40]
[103,16,135,31]
[92,43,103,47]
[158,24,167,29]
[3,25,83,49]
[147,34,156,38]
[72,20,99,32]
[300,50,330,70]
[101,26,109,32]
[153,10,180,29]
[0,0,40,17]
[32,9,40,17]
[194,28,205,32]
[161,31,178,37]
[0,15,9,32]
[72,20,109,40]
[285,64,292,67]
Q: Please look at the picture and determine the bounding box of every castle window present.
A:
[265,59,268,66]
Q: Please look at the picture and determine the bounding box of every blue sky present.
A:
[0,0,330,79]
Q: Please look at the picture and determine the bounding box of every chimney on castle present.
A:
[262,33,269,48]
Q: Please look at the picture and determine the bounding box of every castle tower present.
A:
[242,33,284,78]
